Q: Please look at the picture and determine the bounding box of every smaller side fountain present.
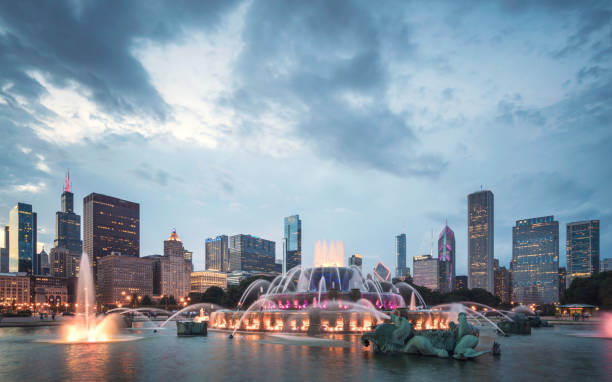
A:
[177,308,208,336]
[57,254,139,343]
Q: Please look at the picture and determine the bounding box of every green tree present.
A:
[562,271,612,309]
[202,286,225,305]
[141,295,152,306]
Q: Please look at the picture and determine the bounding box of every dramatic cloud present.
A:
[0,0,610,273]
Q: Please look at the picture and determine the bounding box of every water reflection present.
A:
[0,326,608,382]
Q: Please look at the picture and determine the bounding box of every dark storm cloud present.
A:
[230,0,445,177]
[0,0,239,120]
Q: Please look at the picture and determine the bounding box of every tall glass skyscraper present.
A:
[566,220,600,286]
[395,234,409,278]
[283,215,301,272]
[205,235,229,272]
[8,202,37,273]
[83,193,139,282]
[54,172,82,256]
[437,224,455,293]
[512,216,559,304]
[468,190,494,292]
[229,234,275,273]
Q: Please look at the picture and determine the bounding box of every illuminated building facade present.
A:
[190,271,228,292]
[9,203,37,274]
[455,275,467,289]
[229,234,275,273]
[349,253,363,272]
[395,234,409,278]
[205,235,229,272]
[54,172,82,256]
[283,215,302,272]
[83,193,139,283]
[97,254,153,305]
[494,264,512,304]
[413,254,438,290]
[0,273,30,305]
[468,190,494,292]
[160,229,191,300]
[566,220,600,286]
[437,224,455,293]
[512,216,559,304]
[30,275,68,306]
[50,247,79,278]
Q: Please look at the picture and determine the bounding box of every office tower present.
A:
[455,275,468,289]
[0,225,8,272]
[512,216,559,304]
[9,203,37,274]
[49,247,80,278]
[229,234,275,273]
[602,259,612,272]
[205,235,229,272]
[38,247,50,275]
[437,224,456,293]
[566,220,600,286]
[395,234,409,278]
[558,267,567,299]
[349,253,363,272]
[184,250,193,264]
[413,254,439,290]
[283,215,302,272]
[142,254,162,295]
[468,190,494,292]
[54,172,82,256]
[494,262,512,304]
[190,271,227,293]
[97,254,153,305]
[160,229,191,300]
[83,193,139,281]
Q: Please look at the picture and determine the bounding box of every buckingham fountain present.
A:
[207,240,503,359]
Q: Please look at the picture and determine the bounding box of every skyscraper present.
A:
[395,234,409,278]
[494,262,512,304]
[8,202,37,274]
[205,235,229,272]
[83,193,139,282]
[566,220,600,286]
[413,254,438,290]
[229,234,275,273]
[602,258,612,272]
[54,172,83,256]
[437,224,455,293]
[349,253,363,272]
[468,190,494,292]
[512,216,559,304]
[0,225,8,273]
[283,215,302,272]
[160,229,191,299]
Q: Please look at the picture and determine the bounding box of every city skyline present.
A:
[0,2,611,277]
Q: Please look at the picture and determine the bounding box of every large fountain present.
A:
[56,254,132,343]
[209,240,447,334]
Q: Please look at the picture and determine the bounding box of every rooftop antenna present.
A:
[480,184,483,191]
[64,169,71,192]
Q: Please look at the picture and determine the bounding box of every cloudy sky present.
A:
[0,1,610,274]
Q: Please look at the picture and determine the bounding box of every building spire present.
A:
[64,170,71,192]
